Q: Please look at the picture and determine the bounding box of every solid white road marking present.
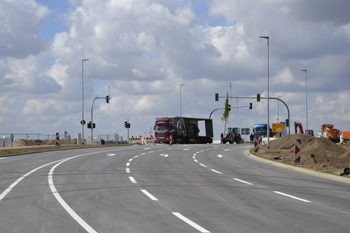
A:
[141,189,158,201]
[129,176,137,183]
[172,212,210,233]
[233,178,253,185]
[48,159,98,233]
[200,164,207,167]
[274,191,311,203]
[0,158,6,160]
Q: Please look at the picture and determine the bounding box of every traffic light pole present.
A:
[215,95,290,134]
[209,105,251,119]
[91,96,109,145]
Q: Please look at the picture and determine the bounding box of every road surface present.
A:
[0,144,349,232]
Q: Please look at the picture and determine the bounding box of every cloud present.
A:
[0,0,51,58]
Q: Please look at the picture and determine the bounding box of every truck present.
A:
[317,124,341,143]
[342,131,350,143]
[223,127,242,144]
[154,117,213,144]
[253,124,273,138]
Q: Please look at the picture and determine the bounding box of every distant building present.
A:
[115,134,119,142]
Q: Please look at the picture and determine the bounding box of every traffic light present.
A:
[228,104,231,111]
[215,93,219,101]
[124,121,128,128]
[127,123,130,128]
[257,94,260,102]
[106,95,110,103]
[87,121,91,129]
[285,119,289,127]
[249,103,252,109]
[93,123,96,129]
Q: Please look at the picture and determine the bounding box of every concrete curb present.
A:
[245,150,350,184]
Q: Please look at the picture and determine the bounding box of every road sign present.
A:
[241,128,250,135]
[272,123,285,132]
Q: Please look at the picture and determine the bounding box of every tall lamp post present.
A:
[180,84,185,117]
[301,69,308,131]
[259,36,270,149]
[82,59,89,144]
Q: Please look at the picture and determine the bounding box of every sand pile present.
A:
[258,134,350,173]
[7,138,80,147]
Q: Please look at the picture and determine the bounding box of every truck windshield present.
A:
[154,125,169,131]
[255,127,267,133]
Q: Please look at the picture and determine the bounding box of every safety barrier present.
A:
[254,136,259,152]
[128,136,154,145]
[294,138,301,164]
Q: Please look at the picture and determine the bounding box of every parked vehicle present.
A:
[305,129,314,136]
[223,127,241,144]
[154,117,213,144]
[253,124,273,138]
[317,124,341,143]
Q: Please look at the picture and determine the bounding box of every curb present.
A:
[245,150,350,184]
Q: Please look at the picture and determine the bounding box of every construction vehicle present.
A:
[154,117,213,144]
[294,121,304,134]
[317,124,341,143]
[223,127,242,144]
[305,130,314,136]
[342,131,350,143]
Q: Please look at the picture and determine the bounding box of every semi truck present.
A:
[154,117,213,144]
[253,124,273,138]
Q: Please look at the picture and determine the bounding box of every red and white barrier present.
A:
[254,136,259,152]
[128,136,154,145]
[294,138,301,163]
[55,132,60,146]
[169,135,173,145]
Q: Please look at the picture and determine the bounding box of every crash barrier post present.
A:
[254,136,259,152]
[294,138,301,164]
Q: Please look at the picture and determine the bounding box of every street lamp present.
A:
[180,84,185,117]
[259,36,270,149]
[301,69,308,131]
[82,59,89,144]
[277,96,282,122]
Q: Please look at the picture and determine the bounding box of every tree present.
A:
[221,92,230,135]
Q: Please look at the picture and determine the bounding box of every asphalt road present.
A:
[0,144,349,233]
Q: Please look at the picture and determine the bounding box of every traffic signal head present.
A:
[285,119,289,127]
[87,121,91,129]
[124,121,127,128]
[215,93,219,101]
[106,95,110,103]
[93,123,96,129]
[257,94,260,102]
[249,103,252,109]
[127,123,131,128]
[228,104,231,111]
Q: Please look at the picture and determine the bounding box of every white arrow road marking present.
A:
[107,153,115,156]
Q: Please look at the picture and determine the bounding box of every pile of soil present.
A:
[258,134,350,174]
[7,138,82,147]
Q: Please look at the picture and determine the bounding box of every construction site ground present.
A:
[253,134,350,177]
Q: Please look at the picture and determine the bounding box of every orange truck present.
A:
[342,131,350,143]
[317,124,341,143]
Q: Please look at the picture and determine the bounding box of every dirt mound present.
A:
[258,134,350,174]
[8,138,79,147]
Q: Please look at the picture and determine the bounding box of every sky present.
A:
[0,0,349,141]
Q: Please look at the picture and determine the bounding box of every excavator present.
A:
[317,124,341,143]
[294,121,314,136]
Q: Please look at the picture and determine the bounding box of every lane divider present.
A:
[273,191,311,203]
